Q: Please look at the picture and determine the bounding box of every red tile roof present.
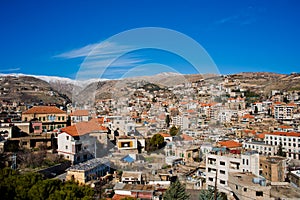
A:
[61,121,107,137]
[159,133,171,138]
[256,133,265,139]
[279,125,292,129]
[218,140,242,148]
[181,134,194,141]
[242,114,254,119]
[23,106,66,114]
[70,110,89,116]
[267,132,300,137]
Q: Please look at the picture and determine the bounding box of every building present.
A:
[57,120,108,164]
[259,156,287,182]
[22,106,68,131]
[121,171,143,184]
[228,172,272,200]
[218,140,242,151]
[113,183,155,200]
[116,136,145,152]
[243,141,277,156]
[66,158,110,184]
[289,170,300,188]
[274,103,295,121]
[70,110,90,125]
[264,132,300,160]
[206,149,260,194]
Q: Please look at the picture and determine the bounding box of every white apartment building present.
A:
[264,132,300,160]
[274,104,295,120]
[70,110,90,125]
[243,141,277,156]
[57,121,108,164]
[171,115,189,130]
[108,117,136,136]
[206,149,259,194]
[218,110,235,123]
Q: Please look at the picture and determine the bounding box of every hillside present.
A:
[0,75,70,105]
[1,72,300,105]
[225,72,300,96]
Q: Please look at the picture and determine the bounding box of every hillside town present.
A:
[1,73,300,199]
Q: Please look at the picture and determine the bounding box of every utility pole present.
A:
[214,169,218,200]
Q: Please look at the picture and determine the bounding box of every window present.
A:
[256,191,263,196]
[236,185,238,190]
[58,116,61,121]
[65,145,68,149]
[246,159,249,165]
[220,161,225,166]
[244,188,247,192]
[34,126,40,130]
[62,116,65,121]
[43,117,45,121]
[220,170,225,175]
[209,177,213,182]
[66,136,69,140]
[220,180,225,185]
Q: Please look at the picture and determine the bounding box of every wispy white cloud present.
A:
[55,43,99,59]
[56,41,147,79]
[215,5,259,26]
[0,67,21,72]
[215,15,239,24]
[55,41,137,60]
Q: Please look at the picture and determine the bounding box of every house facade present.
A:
[57,120,107,164]
[22,106,68,131]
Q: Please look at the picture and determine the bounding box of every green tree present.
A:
[198,188,226,200]
[28,179,61,200]
[150,134,164,148]
[169,125,179,136]
[163,180,190,200]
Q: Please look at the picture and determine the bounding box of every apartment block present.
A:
[264,132,300,160]
[206,148,259,194]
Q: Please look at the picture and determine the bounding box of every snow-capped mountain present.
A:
[0,73,107,87]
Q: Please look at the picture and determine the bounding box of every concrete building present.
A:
[57,121,108,164]
[206,148,260,194]
[70,110,90,125]
[66,158,110,184]
[259,156,287,182]
[121,171,143,184]
[243,141,277,156]
[289,170,300,188]
[116,136,145,153]
[113,183,155,200]
[228,172,272,200]
[264,132,300,160]
[274,103,295,121]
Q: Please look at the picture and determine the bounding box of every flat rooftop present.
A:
[68,158,109,171]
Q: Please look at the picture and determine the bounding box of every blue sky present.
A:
[0,0,299,79]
